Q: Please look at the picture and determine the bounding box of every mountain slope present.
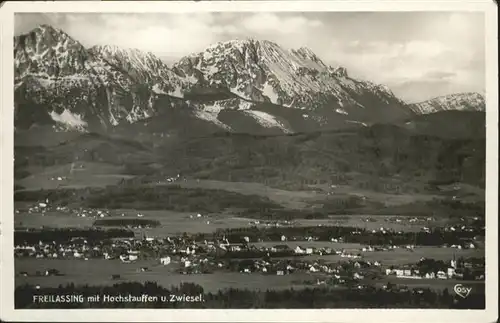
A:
[409,92,485,115]
[15,122,484,195]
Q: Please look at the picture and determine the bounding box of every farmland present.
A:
[14,207,453,238]
[16,162,135,191]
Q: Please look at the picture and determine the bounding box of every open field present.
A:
[15,209,257,235]
[15,212,94,229]
[14,206,462,238]
[16,162,135,191]
[161,179,451,209]
[155,179,318,209]
[15,259,318,292]
[290,216,449,232]
[360,247,483,265]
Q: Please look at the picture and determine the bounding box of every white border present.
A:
[0,1,497,322]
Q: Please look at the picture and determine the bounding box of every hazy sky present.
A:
[15,12,485,103]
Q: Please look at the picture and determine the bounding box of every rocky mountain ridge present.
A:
[409,92,485,115]
[14,24,484,136]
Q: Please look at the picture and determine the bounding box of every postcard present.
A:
[0,1,497,322]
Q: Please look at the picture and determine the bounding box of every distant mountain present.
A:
[409,92,485,115]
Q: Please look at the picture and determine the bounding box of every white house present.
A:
[309,266,319,273]
[160,257,171,265]
[425,272,436,279]
[437,271,447,279]
[294,246,305,254]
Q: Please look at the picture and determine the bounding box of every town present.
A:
[15,198,485,297]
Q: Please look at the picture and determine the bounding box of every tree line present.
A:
[15,281,485,309]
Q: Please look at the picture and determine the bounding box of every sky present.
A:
[15,12,485,103]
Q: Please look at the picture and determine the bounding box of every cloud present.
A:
[240,13,323,35]
[423,71,457,81]
[324,37,484,102]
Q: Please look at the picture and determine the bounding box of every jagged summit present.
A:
[173,36,404,116]
[31,24,67,36]
[91,44,159,61]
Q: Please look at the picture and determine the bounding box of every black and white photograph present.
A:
[0,1,498,322]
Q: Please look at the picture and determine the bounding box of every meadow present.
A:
[15,207,439,238]
[360,247,483,265]
[15,208,262,235]
[16,162,135,191]
[15,258,317,292]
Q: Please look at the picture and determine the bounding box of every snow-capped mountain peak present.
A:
[14,24,89,78]
[410,92,485,114]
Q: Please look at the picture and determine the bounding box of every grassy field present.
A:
[16,162,135,191]
[15,258,317,292]
[14,207,458,238]
[169,179,319,209]
[290,216,447,233]
[159,179,454,210]
[15,209,257,235]
[15,212,94,229]
[360,247,483,265]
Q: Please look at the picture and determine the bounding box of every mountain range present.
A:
[14,24,486,137]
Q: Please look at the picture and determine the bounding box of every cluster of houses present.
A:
[17,201,112,219]
[385,257,485,280]
[154,174,184,185]
[49,176,67,181]
[383,216,436,224]
[247,220,295,228]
